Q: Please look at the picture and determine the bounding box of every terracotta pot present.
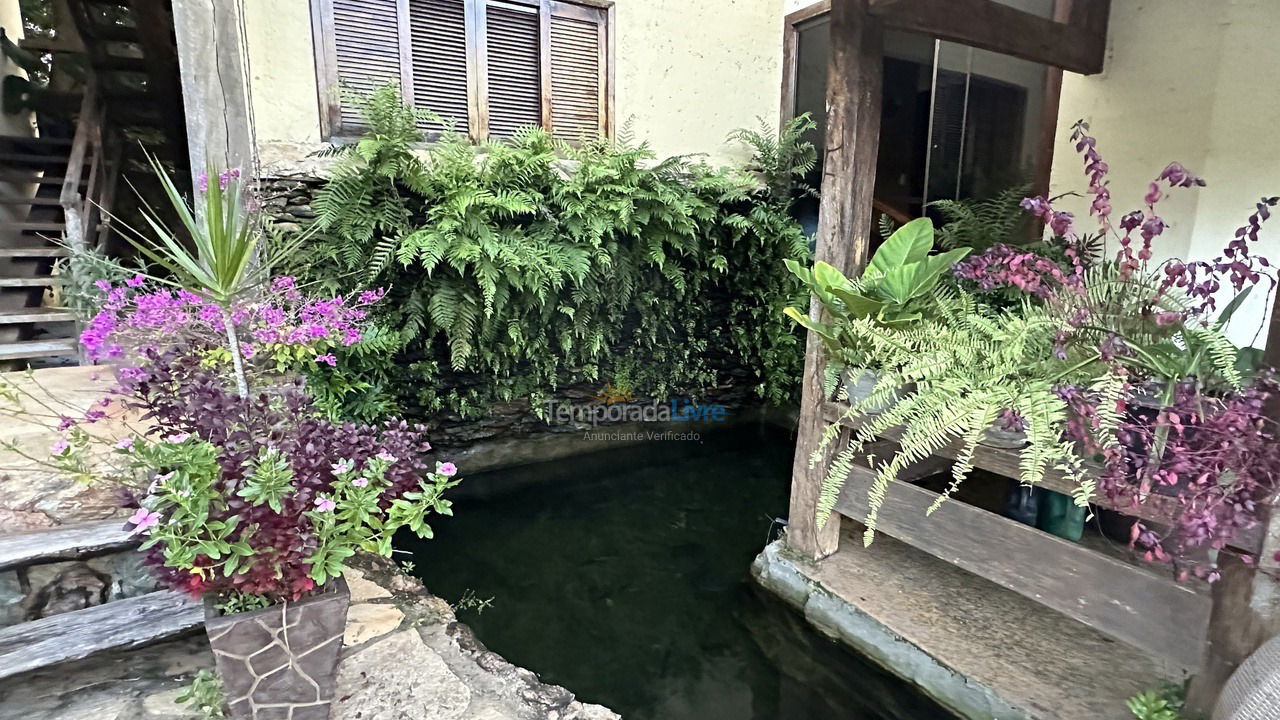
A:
[205,577,350,720]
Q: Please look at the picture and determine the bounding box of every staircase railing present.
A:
[59,81,108,255]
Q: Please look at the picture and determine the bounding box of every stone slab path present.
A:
[0,556,619,720]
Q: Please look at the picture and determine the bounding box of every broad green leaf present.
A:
[867,217,934,279]
[828,288,884,319]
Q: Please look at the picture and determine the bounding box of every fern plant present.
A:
[813,293,1109,543]
[291,84,811,419]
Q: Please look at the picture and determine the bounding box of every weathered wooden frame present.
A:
[779,0,1075,197]
[788,0,1280,708]
[309,0,614,142]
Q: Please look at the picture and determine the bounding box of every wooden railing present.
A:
[59,81,112,254]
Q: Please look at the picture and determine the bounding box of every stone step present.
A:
[0,339,78,361]
[0,171,76,185]
[0,277,66,288]
[0,308,76,325]
[0,590,203,681]
[0,520,138,572]
[0,221,65,233]
[0,196,63,206]
[0,247,70,258]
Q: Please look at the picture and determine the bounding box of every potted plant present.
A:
[785,120,1280,572]
[784,218,969,411]
[20,158,465,719]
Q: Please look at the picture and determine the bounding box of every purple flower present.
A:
[352,477,369,488]
[127,507,161,535]
[50,439,70,455]
[376,451,397,463]
[314,354,337,366]
[196,172,209,192]
[438,462,458,477]
[115,437,135,451]
[164,433,191,443]
[125,274,146,288]
[314,495,337,512]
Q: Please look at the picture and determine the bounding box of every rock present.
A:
[343,569,392,603]
[26,562,110,620]
[333,630,471,719]
[343,603,404,646]
[273,221,303,234]
[141,687,186,716]
[0,571,23,626]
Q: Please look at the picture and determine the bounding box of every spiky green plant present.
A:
[111,156,310,395]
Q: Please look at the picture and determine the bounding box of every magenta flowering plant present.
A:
[964,121,1280,576]
[80,273,385,384]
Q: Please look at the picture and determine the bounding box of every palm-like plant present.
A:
[116,155,310,396]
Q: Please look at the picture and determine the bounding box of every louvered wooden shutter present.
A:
[483,2,542,138]
[546,1,606,142]
[330,0,406,131]
[408,0,471,135]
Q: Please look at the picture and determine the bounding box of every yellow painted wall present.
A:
[242,0,786,169]
[1049,0,1280,346]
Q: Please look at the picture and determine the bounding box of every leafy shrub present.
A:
[293,85,811,420]
[177,669,227,719]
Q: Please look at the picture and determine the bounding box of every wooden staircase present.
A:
[0,80,117,367]
[1,0,189,368]
[0,131,86,366]
[0,520,203,681]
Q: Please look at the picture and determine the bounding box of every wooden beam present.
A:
[868,0,1109,75]
[787,0,884,560]
[833,464,1211,671]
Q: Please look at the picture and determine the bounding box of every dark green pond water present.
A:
[400,423,957,720]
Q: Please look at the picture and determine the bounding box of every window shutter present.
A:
[546,1,606,142]
[483,2,542,138]
[330,0,405,131]
[408,0,472,135]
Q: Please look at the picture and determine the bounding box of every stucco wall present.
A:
[1049,0,1280,347]
[242,0,785,170]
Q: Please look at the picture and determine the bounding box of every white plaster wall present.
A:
[242,0,786,168]
[1049,0,1280,347]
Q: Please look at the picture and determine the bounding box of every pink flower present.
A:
[50,439,70,455]
[148,471,173,494]
[314,495,337,512]
[125,274,146,288]
[438,462,458,477]
[115,437,134,451]
[376,451,397,463]
[352,477,369,488]
[164,433,191,443]
[127,507,161,535]
[331,459,354,474]
[314,354,337,366]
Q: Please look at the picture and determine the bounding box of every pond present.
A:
[400,423,957,720]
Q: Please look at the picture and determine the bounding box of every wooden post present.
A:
[786,0,883,560]
[171,0,256,175]
[1187,298,1280,713]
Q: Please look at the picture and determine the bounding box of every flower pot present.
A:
[205,577,350,720]
[842,368,911,413]
[1036,490,1086,542]
[980,425,1027,449]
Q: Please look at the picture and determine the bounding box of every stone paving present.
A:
[0,555,620,720]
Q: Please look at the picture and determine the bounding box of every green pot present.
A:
[1037,491,1086,542]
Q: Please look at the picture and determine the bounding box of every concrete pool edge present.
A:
[751,538,1028,720]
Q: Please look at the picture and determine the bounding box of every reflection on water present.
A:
[400,424,957,720]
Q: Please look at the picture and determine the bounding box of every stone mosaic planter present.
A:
[205,577,350,720]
